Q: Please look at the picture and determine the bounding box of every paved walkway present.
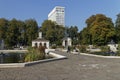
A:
[0,51,120,80]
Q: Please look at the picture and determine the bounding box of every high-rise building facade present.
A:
[48,6,65,26]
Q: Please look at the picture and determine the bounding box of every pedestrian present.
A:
[67,46,70,53]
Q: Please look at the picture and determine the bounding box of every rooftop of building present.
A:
[48,6,65,17]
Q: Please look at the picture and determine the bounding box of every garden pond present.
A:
[0,52,52,63]
[0,52,25,63]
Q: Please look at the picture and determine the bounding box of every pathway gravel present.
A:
[0,51,120,80]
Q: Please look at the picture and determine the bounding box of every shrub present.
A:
[70,46,75,51]
[100,46,110,52]
[38,46,45,53]
[89,52,110,56]
[24,46,45,62]
[78,45,87,53]
[51,45,57,49]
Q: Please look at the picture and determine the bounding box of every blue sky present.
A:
[0,0,120,31]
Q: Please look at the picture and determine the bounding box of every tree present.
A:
[78,15,96,45]
[40,20,56,36]
[67,26,78,45]
[79,27,91,45]
[25,19,38,45]
[90,14,115,45]
[80,14,115,45]
[40,20,65,45]
[115,13,120,43]
[0,18,39,48]
[17,20,26,46]
[0,18,8,39]
[6,19,20,47]
[86,15,96,27]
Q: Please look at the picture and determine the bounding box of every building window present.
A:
[65,40,68,46]
[35,43,37,48]
[44,43,47,48]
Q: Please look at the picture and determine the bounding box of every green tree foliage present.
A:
[0,18,8,39]
[6,19,20,47]
[80,14,115,45]
[0,18,9,48]
[17,20,26,46]
[100,46,110,52]
[40,20,65,45]
[78,45,87,53]
[25,19,38,45]
[115,13,120,43]
[66,26,79,45]
[0,18,38,48]
[90,14,115,45]
[79,27,91,45]
[86,15,96,27]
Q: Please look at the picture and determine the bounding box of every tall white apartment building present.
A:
[48,6,65,26]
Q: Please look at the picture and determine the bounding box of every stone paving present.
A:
[0,51,120,80]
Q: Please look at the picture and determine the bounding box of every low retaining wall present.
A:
[80,53,120,58]
[0,63,25,68]
[48,52,66,58]
[0,52,67,68]
[0,50,27,53]
[45,49,55,53]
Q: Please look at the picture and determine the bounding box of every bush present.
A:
[89,52,110,56]
[24,46,45,62]
[100,46,110,52]
[51,45,57,49]
[78,45,87,53]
